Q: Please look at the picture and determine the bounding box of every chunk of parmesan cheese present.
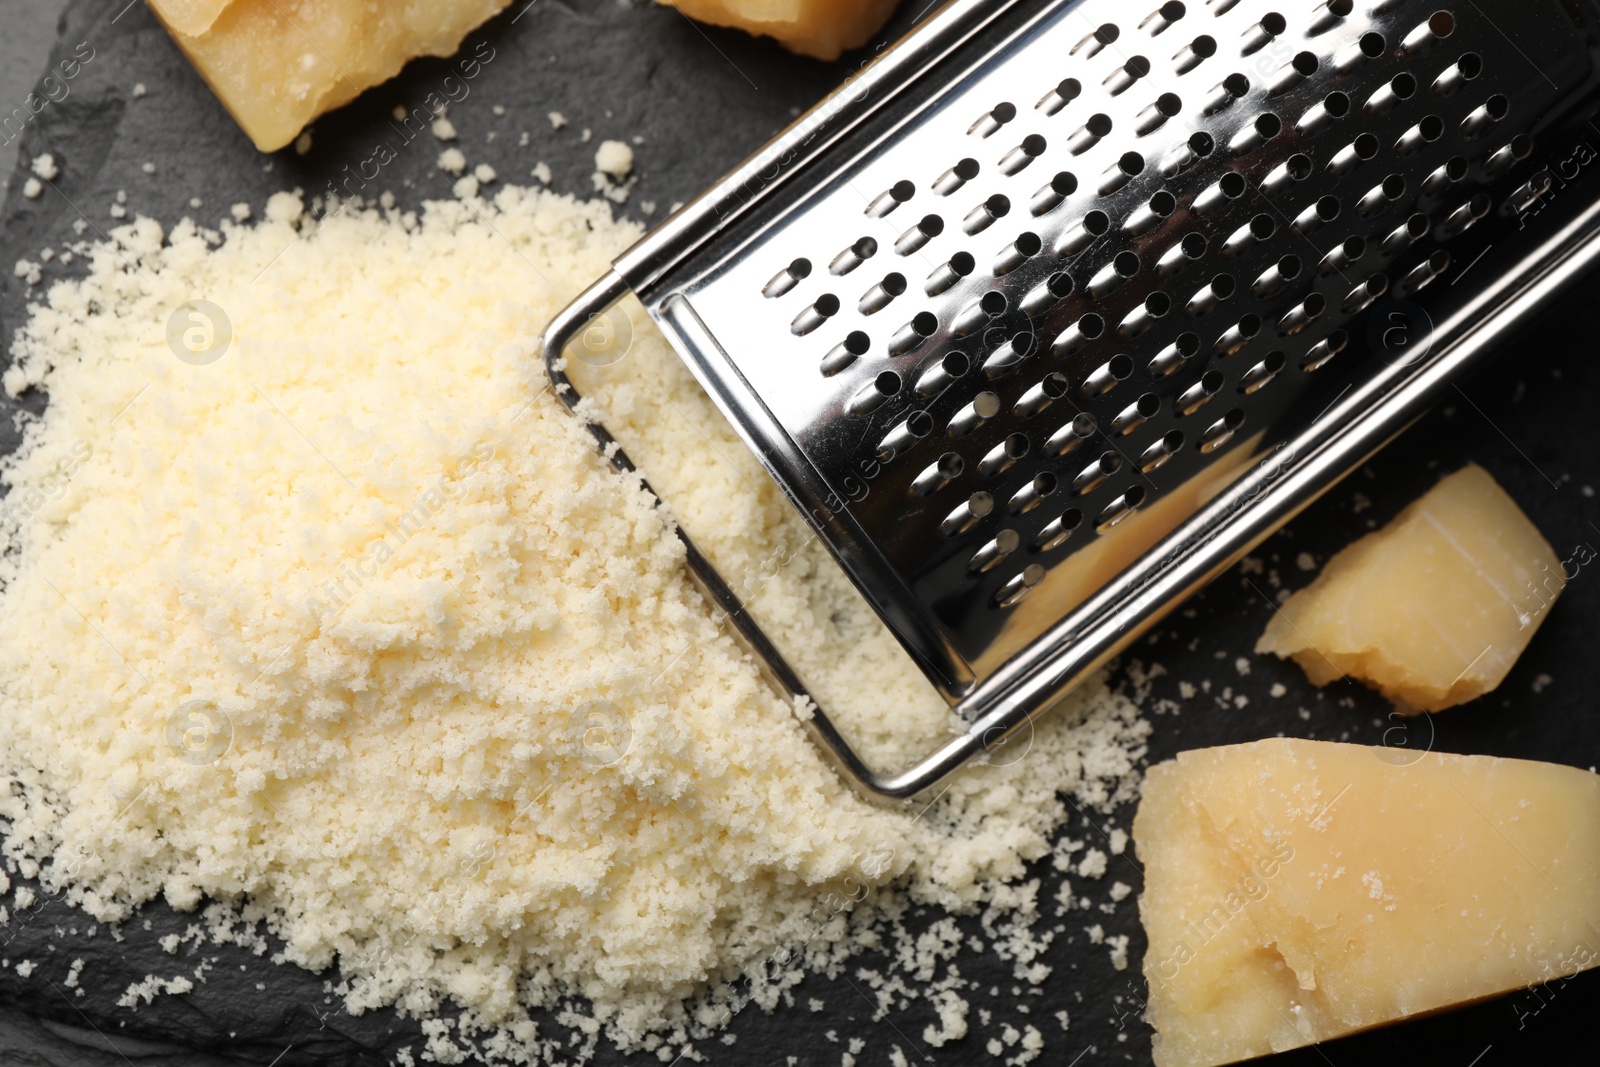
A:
[1257,465,1563,711]
[1135,738,1600,1067]
[659,0,900,60]
[146,0,510,151]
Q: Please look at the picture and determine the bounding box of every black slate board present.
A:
[1,1,1599,1065]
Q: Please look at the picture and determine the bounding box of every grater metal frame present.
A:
[544,0,1600,800]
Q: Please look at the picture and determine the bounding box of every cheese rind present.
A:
[1256,464,1563,711]
[1134,738,1600,1067]
[148,0,511,152]
[659,0,900,60]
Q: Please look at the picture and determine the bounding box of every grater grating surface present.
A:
[546,0,1600,797]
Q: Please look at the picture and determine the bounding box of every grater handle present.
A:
[541,273,988,800]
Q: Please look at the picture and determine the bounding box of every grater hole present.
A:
[1240,350,1287,393]
[925,250,976,295]
[847,369,899,415]
[1000,135,1050,176]
[1302,328,1349,371]
[941,491,995,536]
[1083,353,1136,397]
[1138,429,1186,472]
[1102,152,1146,194]
[1114,392,1163,434]
[910,450,966,498]
[896,213,947,255]
[791,292,840,335]
[858,272,909,315]
[1031,170,1080,215]
[829,237,879,276]
[1141,0,1188,35]
[1112,55,1153,87]
[994,563,1047,608]
[1485,134,1534,177]
[763,257,812,298]
[969,102,1018,138]
[1176,369,1226,414]
[1199,407,1246,451]
[1033,507,1084,551]
[964,195,1011,235]
[888,311,940,356]
[969,529,1022,574]
[1009,472,1059,516]
[934,158,982,196]
[915,351,971,396]
[1037,77,1083,116]
[1342,272,1389,312]
[995,232,1044,275]
[1174,33,1218,75]
[1186,271,1236,316]
[1278,292,1327,335]
[820,330,871,376]
[1213,313,1261,356]
[1361,31,1386,58]
[866,181,918,218]
[1293,51,1318,77]
[1462,94,1510,139]
[1252,253,1302,297]
[1229,111,1278,156]
[1073,23,1122,58]
[1366,73,1417,116]
[1241,12,1286,56]
[1073,451,1124,495]
[1096,485,1147,531]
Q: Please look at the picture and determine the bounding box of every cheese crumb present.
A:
[31,154,59,181]
[437,148,468,175]
[595,140,635,178]
[431,116,458,141]
[1077,849,1108,880]
[22,178,42,200]
[548,110,567,128]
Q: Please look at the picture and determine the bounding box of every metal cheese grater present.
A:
[544,0,1600,798]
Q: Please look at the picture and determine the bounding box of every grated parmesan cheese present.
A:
[0,185,1148,1057]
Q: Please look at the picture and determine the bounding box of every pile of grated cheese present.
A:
[0,184,1147,1059]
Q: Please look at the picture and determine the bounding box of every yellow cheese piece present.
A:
[1256,464,1563,712]
[1135,739,1600,1067]
[660,0,901,60]
[148,0,511,152]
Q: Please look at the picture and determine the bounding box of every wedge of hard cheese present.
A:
[1135,738,1600,1067]
[660,0,901,60]
[1257,464,1563,712]
[148,0,510,152]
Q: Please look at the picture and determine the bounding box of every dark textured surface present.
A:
[0,0,1598,1065]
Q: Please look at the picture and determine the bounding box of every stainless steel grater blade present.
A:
[543,0,1600,799]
